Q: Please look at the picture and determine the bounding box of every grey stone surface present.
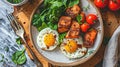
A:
[0,0,36,67]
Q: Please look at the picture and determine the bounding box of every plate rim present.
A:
[29,0,104,66]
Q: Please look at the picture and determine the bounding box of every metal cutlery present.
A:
[6,13,43,67]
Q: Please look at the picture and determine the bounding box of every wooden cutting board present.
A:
[13,0,120,67]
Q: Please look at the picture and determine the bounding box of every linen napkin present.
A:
[0,1,35,67]
[103,25,120,67]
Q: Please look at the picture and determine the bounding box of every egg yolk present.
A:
[64,40,78,53]
[44,33,55,47]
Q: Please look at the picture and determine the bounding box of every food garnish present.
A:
[7,0,23,4]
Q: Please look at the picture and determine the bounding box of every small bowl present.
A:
[4,0,28,6]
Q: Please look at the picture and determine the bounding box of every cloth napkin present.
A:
[0,1,35,67]
[103,25,120,67]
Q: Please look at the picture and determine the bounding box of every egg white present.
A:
[60,36,88,58]
[37,28,59,51]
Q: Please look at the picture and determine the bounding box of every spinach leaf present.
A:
[50,1,63,9]
[16,37,22,45]
[76,14,82,24]
[69,0,79,7]
[62,0,67,7]
[59,33,66,44]
[12,48,26,65]
[38,22,48,31]
[47,22,58,30]
[32,0,81,31]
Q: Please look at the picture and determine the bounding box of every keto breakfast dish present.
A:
[32,0,99,59]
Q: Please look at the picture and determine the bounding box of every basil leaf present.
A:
[69,0,79,7]
[76,14,82,24]
[12,48,26,65]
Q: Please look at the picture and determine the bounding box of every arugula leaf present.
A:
[69,0,79,7]
[12,48,26,65]
[76,14,82,24]
[59,33,66,44]
[16,37,22,45]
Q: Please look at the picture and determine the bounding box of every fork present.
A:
[6,13,43,67]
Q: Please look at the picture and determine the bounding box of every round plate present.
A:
[30,0,104,66]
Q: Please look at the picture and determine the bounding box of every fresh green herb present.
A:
[47,22,58,30]
[16,37,22,45]
[76,15,82,24]
[68,0,79,7]
[59,33,67,44]
[12,48,26,65]
[32,0,80,31]
[7,0,23,4]
[38,22,48,31]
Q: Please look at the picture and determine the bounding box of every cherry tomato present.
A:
[86,14,98,25]
[117,0,120,4]
[109,0,120,11]
[94,0,109,8]
[81,23,90,32]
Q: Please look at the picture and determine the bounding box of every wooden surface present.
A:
[13,0,120,67]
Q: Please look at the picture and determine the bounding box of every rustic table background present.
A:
[13,0,120,67]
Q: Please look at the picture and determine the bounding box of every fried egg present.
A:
[60,36,87,58]
[37,28,59,51]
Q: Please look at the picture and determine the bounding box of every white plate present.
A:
[30,0,104,66]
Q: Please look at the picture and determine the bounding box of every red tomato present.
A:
[117,0,120,4]
[81,23,90,32]
[109,0,120,11]
[86,14,98,25]
[94,0,109,8]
